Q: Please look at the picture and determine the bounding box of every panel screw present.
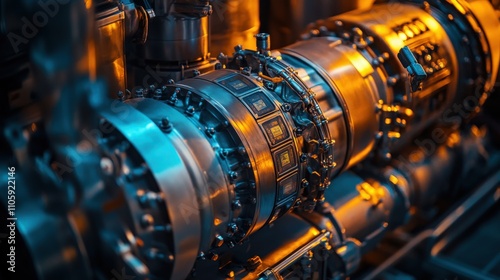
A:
[214,234,224,247]
[232,200,242,210]
[159,117,173,133]
[154,89,162,99]
[141,214,154,228]
[135,88,144,98]
[281,103,292,112]
[227,223,238,234]
[229,171,238,181]
[205,127,216,137]
[185,105,195,116]
[208,251,219,261]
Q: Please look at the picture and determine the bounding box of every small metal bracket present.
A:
[397,46,427,92]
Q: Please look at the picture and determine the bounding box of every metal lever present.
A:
[397,46,427,92]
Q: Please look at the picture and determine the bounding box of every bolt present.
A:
[294,199,302,208]
[366,36,374,44]
[241,161,251,169]
[220,149,229,159]
[100,157,114,175]
[154,89,162,99]
[159,117,173,133]
[208,251,219,261]
[218,52,227,61]
[300,153,308,162]
[229,171,238,181]
[168,88,180,104]
[422,1,430,11]
[321,142,331,150]
[352,27,363,37]
[214,234,224,247]
[384,152,392,160]
[137,191,163,208]
[232,200,242,210]
[238,146,247,155]
[281,103,292,112]
[301,179,310,188]
[185,105,195,116]
[135,88,144,98]
[161,118,169,127]
[387,76,399,86]
[141,214,154,228]
[205,127,216,137]
[379,52,390,62]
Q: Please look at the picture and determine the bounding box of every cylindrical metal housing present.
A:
[95,2,126,97]
[137,14,209,63]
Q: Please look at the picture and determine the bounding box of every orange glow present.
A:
[85,0,92,9]
[387,131,401,139]
[136,238,144,247]
[409,150,425,163]
[62,247,77,261]
[258,227,321,268]
[389,175,399,185]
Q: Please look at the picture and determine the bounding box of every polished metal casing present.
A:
[95,2,127,97]
[210,0,260,56]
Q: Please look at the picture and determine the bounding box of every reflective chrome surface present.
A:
[210,0,260,56]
